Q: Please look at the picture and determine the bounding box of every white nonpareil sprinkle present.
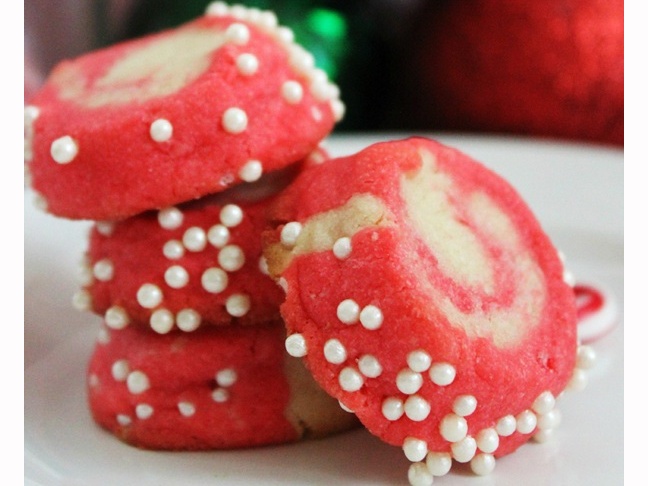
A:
[50,135,78,164]
[323,338,347,364]
[275,26,294,44]
[429,362,456,386]
[381,397,404,421]
[158,207,184,230]
[150,308,174,334]
[218,245,245,271]
[516,410,537,434]
[258,256,270,275]
[205,2,228,16]
[137,283,163,309]
[407,462,433,486]
[496,415,516,436]
[111,359,130,381]
[150,118,173,142]
[396,369,423,395]
[577,345,597,370]
[178,401,196,417]
[176,308,201,332]
[93,259,114,281]
[285,333,307,357]
[567,368,588,391]
[453,395,477,417]
[211,388,229,403]
[338,400,353,413]
[225,23,250,45]
[72,290,92,311]
[358,354,382,378]
[440,414,468,442]
[476,428,499,453]
[280,222,302,247]
[338,367,363,392]
[281,80,303,104]
[225,293,250,317]
[136,403,154,420]
[403,395,431,421]
[127,370,150,394]
[105,306,129,330]
[222,107,248,134]
[236,53,259,76]
[536,408,562,431]
[332,237,352,259]
[402,437,428,462]
[336,299,360,324]
[426,452,452,476]
[201,267,228,293]
[359,305,383,330]
[207,224,230,248]
[183,226,207,252]
[532,391,556,415]
[163,240,185,260]
[116,414,132,426]
[220,204,244,227]
[407,350,432,373]
[238,160,263,182]
[216,368,238,387]
[471,453,496,476]
[451,436,477,463]
[331,99,346,122]
[164,265,189,288]
[95,221,115,236]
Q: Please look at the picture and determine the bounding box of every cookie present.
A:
[25,2,343,220]
[87,320,359,450]
[72,169,302,331]
[263,137,589,480]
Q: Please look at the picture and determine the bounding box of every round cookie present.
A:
[25,2,343,220]
[73,173,297,331]
[87,320,359,450]
[263,137,589,481]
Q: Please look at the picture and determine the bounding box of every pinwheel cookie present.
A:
[87,320,359,450]
[263,137,592,482]
[25,2,343,220]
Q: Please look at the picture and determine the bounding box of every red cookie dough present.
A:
[74,176,297,331]
[87,320,359,450]
[25,3,343,220]
[263,137,587,479]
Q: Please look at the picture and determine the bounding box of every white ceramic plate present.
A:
[24,134,623,485]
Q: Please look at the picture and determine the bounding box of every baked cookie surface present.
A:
[263,137,585,477]
[87,321,359,450]
[25,4,342,220]
[76,185,289,331]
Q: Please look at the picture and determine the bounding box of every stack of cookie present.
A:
[25,3,357,450]
[26,2,595,485]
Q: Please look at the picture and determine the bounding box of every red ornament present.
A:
[405,0,623,146]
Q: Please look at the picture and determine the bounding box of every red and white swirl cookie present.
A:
[87,321,359,450]
[25,2,343,220]
[263,137,591,482]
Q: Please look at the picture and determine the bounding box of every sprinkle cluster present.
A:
[88,328,241,426]
[73,202,275,333]
[279,224,595,485]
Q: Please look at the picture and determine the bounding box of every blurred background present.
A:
[24,0,624,147]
